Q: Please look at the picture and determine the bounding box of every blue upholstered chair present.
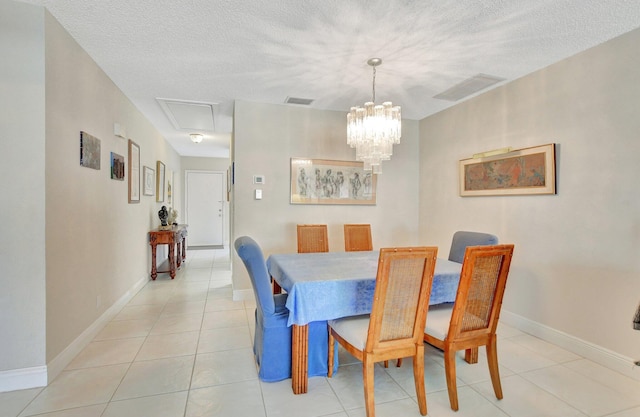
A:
[448,231,498,263]
[234,236,337,382]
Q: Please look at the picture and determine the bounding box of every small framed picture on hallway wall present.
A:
[156,161,165,202]
[143,166,155,196]
[128,139,140,203]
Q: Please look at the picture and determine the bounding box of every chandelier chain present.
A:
[371,65,376,103]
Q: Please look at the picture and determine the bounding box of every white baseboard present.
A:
[233,288,254,302]
[501,310,640,381]
[0,366,47,393]
[0,276,148,393]
[46,276,148,383]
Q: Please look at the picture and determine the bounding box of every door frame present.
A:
[184,170,228,247]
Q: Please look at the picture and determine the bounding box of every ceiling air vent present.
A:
[285,97,314,106]
[156,98,217,131]
[433,74,505,102]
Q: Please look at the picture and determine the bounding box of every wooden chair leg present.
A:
[413,345,427,416]
[328,328,335,378]
[486,335,503,399]
[384,358,404,367]
[363,356,376,417]
[443,347,459,411]
[464,347,479,363]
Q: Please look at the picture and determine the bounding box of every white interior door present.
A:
[185,171,224,246]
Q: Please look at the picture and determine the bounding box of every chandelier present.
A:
[347,58,401,174]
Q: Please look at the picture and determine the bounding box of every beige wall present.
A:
[0,1,47,378]
[232,100,421,293]
[419,27,640,363]
[42,9,181,379]
[1,1,181,387]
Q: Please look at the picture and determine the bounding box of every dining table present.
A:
[266,250,465,394]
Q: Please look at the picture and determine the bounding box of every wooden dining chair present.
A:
[424,244,514,411]
[273,224,329,294]
[344,224,373,252]
[297,224,329,253]
[328,246,438,417]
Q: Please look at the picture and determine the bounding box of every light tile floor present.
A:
[2,247,640,417]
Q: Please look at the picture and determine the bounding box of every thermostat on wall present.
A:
[253,175,265,184]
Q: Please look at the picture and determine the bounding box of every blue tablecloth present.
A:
[266,251,462,327]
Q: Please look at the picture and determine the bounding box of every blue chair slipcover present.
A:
[234,236,338,382]
[448,231,498,264]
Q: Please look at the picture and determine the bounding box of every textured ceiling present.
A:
[16,0,640,157]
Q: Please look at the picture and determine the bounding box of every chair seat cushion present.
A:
[424,303,454,340]
[328,314,370,350]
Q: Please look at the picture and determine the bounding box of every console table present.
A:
[149,224,188,279]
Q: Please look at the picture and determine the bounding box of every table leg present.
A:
[465,347,479,364]
[176,241,182,268]
[169,243,176,279]
[272,279,282,294]
[181,236,186,261]
[150,241,158,280]
[291,324,309,394]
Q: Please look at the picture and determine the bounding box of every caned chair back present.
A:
[367,247,438,352]
[447,244,514,343]
[297,224,329,253]
[448,231,498,263]
[344,224,373,252]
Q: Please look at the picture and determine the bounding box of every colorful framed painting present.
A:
[459,143,556,196]
[290,158,377,205]
[143,166,155,196]
[110,152,125,181]
[128,139,140,203]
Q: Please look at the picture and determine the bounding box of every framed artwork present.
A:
[290,158,377,205]
[156,160,165,202]
[166,170,173,206]
[80,131,101,170]
[143,166,155,196]
[459,143,556,196]
[128,139,140,203]
[110,152,125,180]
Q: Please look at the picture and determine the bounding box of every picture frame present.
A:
[290,158,377,205]
[166,170,173,207]
[128,139,140,203]
[110,152,125,180]
[459,143,556,196]
[80,131,101,170]
[143,166,155,196]
[156,160,165,202]
[226,167,231,201]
